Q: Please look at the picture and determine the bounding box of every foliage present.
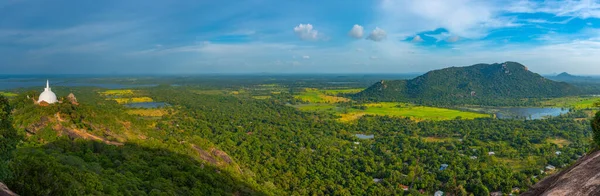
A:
[147,86,591,195]
[0,95,20,180]
[353,62,582,106]
[126,109,169,117]
[2,77,596,195]
[7,139,268,196]
[0,92,17,98]
[592,111,600,146]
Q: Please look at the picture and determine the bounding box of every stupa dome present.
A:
[38,80,58,104]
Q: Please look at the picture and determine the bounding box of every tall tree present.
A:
[592,110,600,146]
[0,95,19,180]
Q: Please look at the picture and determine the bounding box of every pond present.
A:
[124,102,169,108]
[355,134,374,139]
[494,107,570,120]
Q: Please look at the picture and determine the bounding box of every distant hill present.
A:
[353,62,581,105]
[547,72,600,84]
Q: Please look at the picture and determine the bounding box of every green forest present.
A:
[353,62,584,106]
[0,74,599,195]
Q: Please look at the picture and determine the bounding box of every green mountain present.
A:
[547,72,600,84]
[353,62,581,105]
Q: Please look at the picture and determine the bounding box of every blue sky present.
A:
[2,0,600,74]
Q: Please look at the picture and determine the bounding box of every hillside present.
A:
[523,112,600,195]
[0,89,272,195]
[353,62,581,105]
[547,72,600,84]
[522,149,600,195]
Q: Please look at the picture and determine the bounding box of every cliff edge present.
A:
[0,182,17,196]
[522,149,600,195]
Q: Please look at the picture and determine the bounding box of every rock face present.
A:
[522,149,600,195]
[67,93,78,105]
[0,182,18,196]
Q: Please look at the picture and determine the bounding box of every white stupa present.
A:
[38,80,58,104]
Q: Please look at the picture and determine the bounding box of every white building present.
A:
[38,80,58,104]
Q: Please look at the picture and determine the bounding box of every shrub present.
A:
[592,111,600,145]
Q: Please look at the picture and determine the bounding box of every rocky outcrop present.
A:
[67,93,78,105]
[522,150,600,195]
[0,182,18,196]
[25,116,50,134]
[191,145,243,174]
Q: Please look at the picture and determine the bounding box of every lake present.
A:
[494,107,570,120]
[355,134,374,139]
[124,102,169,108]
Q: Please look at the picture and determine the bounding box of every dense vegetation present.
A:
[148,87,591,195]
[353,62,583,106]
[0,90,273,195]
[593,112,600,145]
[0,96,20,180]
[8,139,265,196]
[0,74,597,195]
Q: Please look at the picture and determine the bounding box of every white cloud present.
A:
[367,27,387,41]
[355,48,365,52]
[348,24,364,39]
[412,35,423,42]
[370,56,378,60]
[379,0,519,39]
[504,0,600,19]
[293,24,319,41]
[302,55,310,59]
[424,32,459,43]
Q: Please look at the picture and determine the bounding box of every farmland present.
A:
[0,92,17,97]
[542,96,600,109]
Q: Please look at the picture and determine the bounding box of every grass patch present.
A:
[127,109,168,117]
[112,97,154,104]
[100,89,135,96]
[547,138,571,148]
[252,96,271,100]
[257,84,281,87]
[423,137,456,143]
[542,96,600,109]
[293,101,490,122]
[339,113,366,123]
[0,92,18,97]
[294,88,351,103]
[343,102,490,121]
[294,104,337,112]
[193,90,228,95]
[322,88,363,96]
[495,157,533,171]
